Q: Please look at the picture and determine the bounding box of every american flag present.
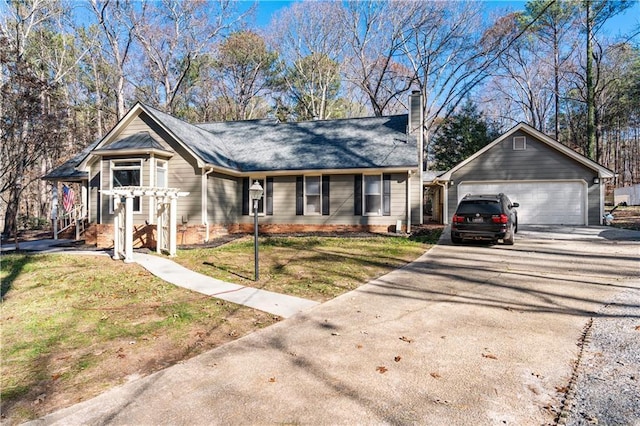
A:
[62,185,75,212]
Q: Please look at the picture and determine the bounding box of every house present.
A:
[45,102,423,254]
[44,100,613,255]
[431,122,614,226]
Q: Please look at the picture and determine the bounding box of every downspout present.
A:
[202,167,214,242]
[407,170,412,234]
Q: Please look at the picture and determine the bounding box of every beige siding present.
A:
[239,173,417,227]
[96,113,203,225]
[207,172,238,223]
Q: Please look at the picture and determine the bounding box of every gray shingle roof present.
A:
[44,104,418,181]
[142,105,238,170]
[196,115,417,172]
[42,138,101,181]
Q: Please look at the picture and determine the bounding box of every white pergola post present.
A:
[156,200,164,255]
[169,195,177,256]
[113,197,121,260]
[101,187,188,261]
[124,194,134,263]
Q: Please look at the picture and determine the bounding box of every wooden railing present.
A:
[55,205,87,240]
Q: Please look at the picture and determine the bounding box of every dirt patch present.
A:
[608,205,640,231]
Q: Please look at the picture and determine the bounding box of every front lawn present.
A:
[174,232,441,301]
[0,254,277,424]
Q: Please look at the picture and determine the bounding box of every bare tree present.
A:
[87,0,135,120]
[130,0,243,115]
[481,13,556,132]
[523,0,580,139]
[269,1,348,120]
[398,1,492,160]
[341,1,417,116]
[0,0,69,237]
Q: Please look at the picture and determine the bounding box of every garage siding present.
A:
[448,131,601,225]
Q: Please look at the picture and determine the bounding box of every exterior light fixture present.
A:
[593,177,600,184]
[249,180,264,281]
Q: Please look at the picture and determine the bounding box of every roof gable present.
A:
[93,131,173,155]
[438,122,614,181]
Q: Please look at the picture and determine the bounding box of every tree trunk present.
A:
[586,2,596,160]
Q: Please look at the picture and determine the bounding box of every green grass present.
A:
[0,253,277,424]
[175,232,441,301]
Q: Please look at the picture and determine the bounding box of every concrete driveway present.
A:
[30,226,640,425]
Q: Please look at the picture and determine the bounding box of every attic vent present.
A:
[513,136,526,150]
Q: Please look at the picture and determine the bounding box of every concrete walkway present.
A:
[1,239,75,253]
[133,252,319,318]
[25,226,640,425]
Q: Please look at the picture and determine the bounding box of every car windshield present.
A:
[456,200,502,215]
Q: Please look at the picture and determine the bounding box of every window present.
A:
[156,160,167,188]
[364,175,381,215]
[242,177,268,216]
[305,176,321,214]
[111,160,141,212]
[513,136,526,150]
[297,176,330,216]
[355,174,390,216]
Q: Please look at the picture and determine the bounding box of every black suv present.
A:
[451,194,519,245]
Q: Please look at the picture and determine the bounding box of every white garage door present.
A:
[457,181,587,225]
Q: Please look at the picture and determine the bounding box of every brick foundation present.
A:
[87,222,401,249]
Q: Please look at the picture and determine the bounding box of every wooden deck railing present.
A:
[55,205,87,240]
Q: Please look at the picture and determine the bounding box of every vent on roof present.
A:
[513,136,526,150]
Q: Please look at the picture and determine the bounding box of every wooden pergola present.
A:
[101,186,189,262]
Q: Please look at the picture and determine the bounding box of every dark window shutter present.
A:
[266,177,274,215]
[242,177,249,215]
[354,174,362,216]
[296,176,304,215]
[322,175,330,216]
[383,174,391,216]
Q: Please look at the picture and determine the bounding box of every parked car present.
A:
[451,194,519,245]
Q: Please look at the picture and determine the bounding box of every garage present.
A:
[433,123,614,227]
[457,180,587,225]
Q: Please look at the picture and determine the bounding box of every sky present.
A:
[246,0,640,40]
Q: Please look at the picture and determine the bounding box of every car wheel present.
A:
[451,235,462,244]
[514,218,518,233]
[503,226,515,245]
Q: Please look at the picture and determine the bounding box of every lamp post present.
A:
[249,180,264,281]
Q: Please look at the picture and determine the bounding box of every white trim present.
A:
[599,181,605,225]
[110,159,143,214]
[406,171,411,233]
